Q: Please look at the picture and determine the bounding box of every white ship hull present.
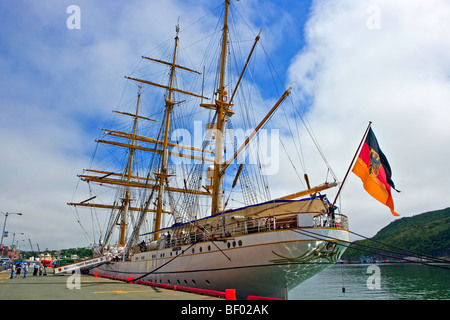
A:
[93,227,350,299]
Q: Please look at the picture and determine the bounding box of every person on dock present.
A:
[16,264,22,278]
[33,263,38,276]
[23,263,28,278]
[9,263,16,279]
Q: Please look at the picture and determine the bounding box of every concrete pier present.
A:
[0,269,221,300]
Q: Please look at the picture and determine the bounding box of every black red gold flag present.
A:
[352,128,400,216]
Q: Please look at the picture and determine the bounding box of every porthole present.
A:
[177,279,180,284]
[227,242,231,248]
[192,279,196,285]
[192,248,195,253]
[238,240,243,247]
[233,241,236,248]
[199,247,203,253]
[206,280,211,285]
[167,279,171,284]
[184,280,188,285]
[208,245,211,251]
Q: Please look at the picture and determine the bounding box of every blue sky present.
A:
[1,0,450,250]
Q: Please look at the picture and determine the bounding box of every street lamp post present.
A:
[0,212,23,247]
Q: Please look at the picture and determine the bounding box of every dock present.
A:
[0,269,221,300]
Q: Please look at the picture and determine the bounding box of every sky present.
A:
[1,0,449,251]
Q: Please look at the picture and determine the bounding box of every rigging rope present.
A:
[132,241,197,282]
[290,228,450,271]
[347,230,450,265]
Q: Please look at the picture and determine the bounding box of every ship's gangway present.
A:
[54,255,110,275]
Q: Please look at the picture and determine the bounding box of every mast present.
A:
[119,86,142,246]
[98,23,205,243]
[70,22,207,249]
[153,24,180,240]
[211,0,231,215]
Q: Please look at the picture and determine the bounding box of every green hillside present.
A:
[342,207,450,261]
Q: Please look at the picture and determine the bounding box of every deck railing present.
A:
[140,212,349,251]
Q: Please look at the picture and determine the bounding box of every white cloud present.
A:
[287,0,450,237]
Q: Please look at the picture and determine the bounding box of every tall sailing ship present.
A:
[69,1,350,299]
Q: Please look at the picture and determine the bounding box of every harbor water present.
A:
[289,263,450,300]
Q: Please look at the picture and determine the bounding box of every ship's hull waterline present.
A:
[93,227,350,299]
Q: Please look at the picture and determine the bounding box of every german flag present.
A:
[352,128,400,216]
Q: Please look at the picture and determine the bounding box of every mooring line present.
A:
[290,228,450,271]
